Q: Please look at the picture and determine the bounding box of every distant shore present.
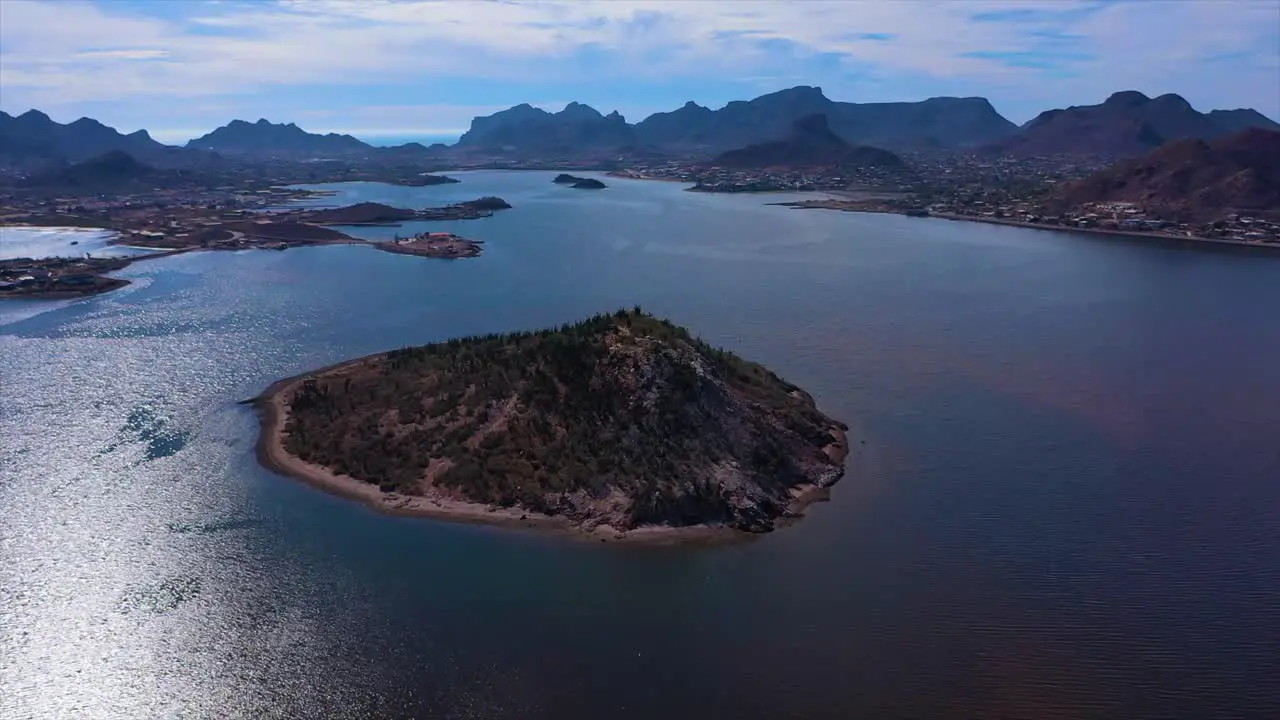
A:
[928,213,1280,251]
[770,200,1280,253]
[247,358,850,544]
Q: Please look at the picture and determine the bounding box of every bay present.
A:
[2,170,1277,719]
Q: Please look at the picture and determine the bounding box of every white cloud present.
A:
[1,0,1276,127]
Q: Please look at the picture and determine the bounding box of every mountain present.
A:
[1048,128,1280,220]
[20,150,156,191]
[187,119,372,157]
[992,91,1279,158]
[455,102,634,155]
[261,309,848,534]
[1207,109,1280,135]
[712,114,906,170]
[0,109,172,166]
[632,87,1016,152]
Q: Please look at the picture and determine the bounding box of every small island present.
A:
[396,174,461,187]
[552,174,607,189]
[377,232,482,259]
[250,309,848,540]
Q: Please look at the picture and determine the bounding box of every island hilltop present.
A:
[252,309,848,539]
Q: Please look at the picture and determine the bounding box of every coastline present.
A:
[248,358,850,544]
[928,213,1280,252]
[769,202,1280,253]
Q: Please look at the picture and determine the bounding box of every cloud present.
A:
[0,0,1276,133]
[73,49,171,60]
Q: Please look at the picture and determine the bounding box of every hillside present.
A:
[1049,128,1280,220]
[992,91,1279,158]
[713,114,906,170]
[260,310,848,535]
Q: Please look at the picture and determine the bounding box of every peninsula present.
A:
[250,309,848,540]
[0,197,513,299]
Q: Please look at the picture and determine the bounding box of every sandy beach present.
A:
[248,359,850,544]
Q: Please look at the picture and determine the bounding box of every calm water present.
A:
[2,171,1277,719]
[0,226,143,261]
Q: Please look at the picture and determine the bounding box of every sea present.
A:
[1,171,1277,719]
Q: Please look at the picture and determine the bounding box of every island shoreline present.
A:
[247,356,851,544]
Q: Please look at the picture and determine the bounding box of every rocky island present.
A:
[552,173,607,189]
[251,309,848,540]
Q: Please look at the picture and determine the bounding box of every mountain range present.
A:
[1049,127,1280,220]
[989,91,1280,158]
[2,88,1277,170]
[457,87,1018,155]
[0,109,173,165]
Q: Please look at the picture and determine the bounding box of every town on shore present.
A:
[3,85,1278,299]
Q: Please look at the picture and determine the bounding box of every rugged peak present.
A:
[16,109,52,123]
[1151,93,1193,110]
[1105,90,1151,107]
[759,85,830,106]
[558,102,603,120]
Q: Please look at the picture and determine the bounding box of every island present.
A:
[552,174,607,189]
[377,232,482,259]
[249,309,849,540]
[397,174,461,187]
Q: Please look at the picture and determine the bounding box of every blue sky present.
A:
[1,0,1277,144]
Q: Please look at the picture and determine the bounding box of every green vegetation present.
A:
[282,309,845,531]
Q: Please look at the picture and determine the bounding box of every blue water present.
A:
[1,171,1277,719]
[361,134,461,147]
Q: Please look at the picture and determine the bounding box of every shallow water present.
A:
[2,171,1278,719]
[0,225,142,260]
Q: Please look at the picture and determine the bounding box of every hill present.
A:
[187,119,372,157]
[1048,128,1280,220]
[713,114,906,170]
[552,173,606,188]
[991,91,1279,158]
[21,150,157,191]
[256,309,848,536]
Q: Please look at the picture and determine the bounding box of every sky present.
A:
[1,0,1278,144]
